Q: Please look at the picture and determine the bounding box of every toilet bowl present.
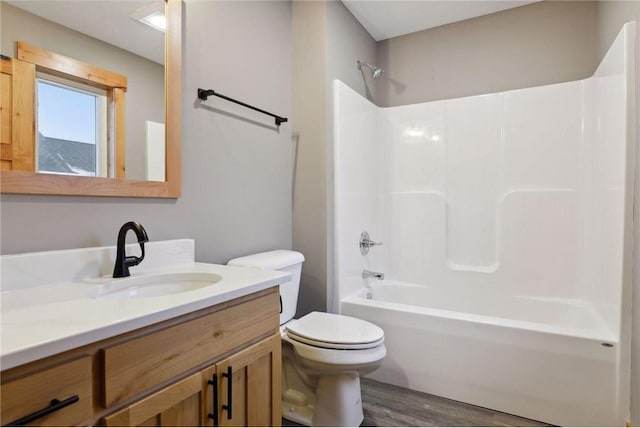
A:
[228,251,386,427]
[282,312,386,426]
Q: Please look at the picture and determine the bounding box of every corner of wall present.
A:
[292,0,329,317]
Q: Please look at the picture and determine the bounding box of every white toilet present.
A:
[228,250,386,427]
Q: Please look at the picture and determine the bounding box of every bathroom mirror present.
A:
[0,0,181,197]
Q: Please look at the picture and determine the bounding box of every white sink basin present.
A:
[96,272,223,299]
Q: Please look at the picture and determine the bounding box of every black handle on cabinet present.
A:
[222,366,233,420]
[6,395,79,426]
[207,373,219,427]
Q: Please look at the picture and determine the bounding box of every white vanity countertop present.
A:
[0,261,289,371]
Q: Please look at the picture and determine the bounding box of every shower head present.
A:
[357,60,383,79]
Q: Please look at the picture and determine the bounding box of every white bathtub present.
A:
[341,280,621,426]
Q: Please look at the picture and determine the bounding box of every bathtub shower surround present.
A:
[334,23,635,426]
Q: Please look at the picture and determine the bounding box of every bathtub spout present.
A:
[363,269,384,280]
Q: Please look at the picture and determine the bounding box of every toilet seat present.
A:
[286,331,384,350]
[282,332,387,367]
[285,312,384,350]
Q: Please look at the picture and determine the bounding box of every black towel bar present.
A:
[198,88,288,127]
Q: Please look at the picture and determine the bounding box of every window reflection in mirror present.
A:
[1,0,165,182]
[36,75,108,177]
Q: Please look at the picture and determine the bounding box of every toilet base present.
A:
[282,373,364,427]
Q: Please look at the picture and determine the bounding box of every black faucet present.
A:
[113,222,149,278]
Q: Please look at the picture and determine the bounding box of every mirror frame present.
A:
[0,0,182,198]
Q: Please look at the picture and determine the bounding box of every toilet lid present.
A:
[285,312,384,350]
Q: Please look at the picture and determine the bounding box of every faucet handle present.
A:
[359,231,382,255]
[128,240,146,266]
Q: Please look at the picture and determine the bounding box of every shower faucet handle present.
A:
[362,238,382,247]
[360,231,382,255]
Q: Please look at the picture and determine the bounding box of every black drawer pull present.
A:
[7,395,79,426]
[222,366,232,420]
[207,373,219,426]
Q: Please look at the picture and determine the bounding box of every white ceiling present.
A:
[6,0,165,65]
[341,0,541,41]
[8,0,542,63]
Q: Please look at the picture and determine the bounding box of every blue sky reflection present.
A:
[37,80,96,144]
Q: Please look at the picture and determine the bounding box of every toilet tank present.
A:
[227,250,304,325]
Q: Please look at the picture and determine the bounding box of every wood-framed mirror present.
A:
[0,0,181,198]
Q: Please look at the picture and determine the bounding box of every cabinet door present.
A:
[104,372,204,427]
[216,334,281,427]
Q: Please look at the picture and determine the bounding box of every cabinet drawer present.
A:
[0,356,93,426]
[102,290,279,407]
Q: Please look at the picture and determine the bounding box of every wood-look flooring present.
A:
[283,377,553,427]
[360,378,552,427]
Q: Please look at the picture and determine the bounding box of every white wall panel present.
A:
[445,94,502,271]
[503,81,583,190]
[334,81,384,303]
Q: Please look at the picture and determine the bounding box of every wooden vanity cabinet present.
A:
[0,287,282,427]
[103,334,281,427]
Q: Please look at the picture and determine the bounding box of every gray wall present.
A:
[1,3,164,180]
[326,1,380,106]
[292,1,328,317]
[377,1,598,106]
[1,1,292,266]
[292,0,378,316]
[595,2,640,423]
